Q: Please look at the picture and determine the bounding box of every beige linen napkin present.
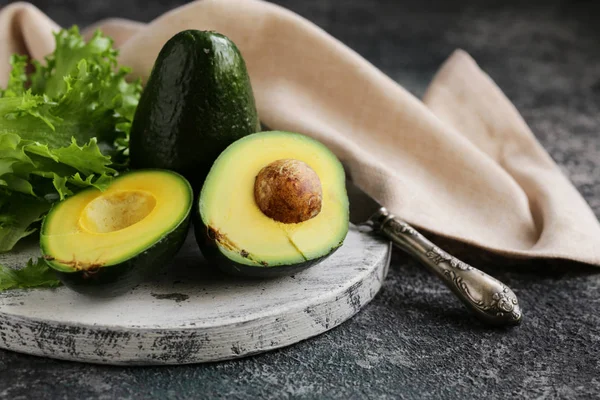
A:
[2,0,600,265]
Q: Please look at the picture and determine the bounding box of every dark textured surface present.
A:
[2,0,600,398]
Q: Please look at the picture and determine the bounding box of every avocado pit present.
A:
[254,159,322,224]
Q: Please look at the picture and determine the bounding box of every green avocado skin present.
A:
[52,217,190,297]
[193,211,341,278]
[129,30,260,189]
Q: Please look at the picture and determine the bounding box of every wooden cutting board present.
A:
[0,225,391,365]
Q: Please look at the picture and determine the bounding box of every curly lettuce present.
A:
[0,257,61,290]
[0,26,141,288]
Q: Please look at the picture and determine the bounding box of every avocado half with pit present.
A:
[196,131,349,277]
[41,170,193,295]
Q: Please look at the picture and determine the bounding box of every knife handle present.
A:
[372,208,522,326]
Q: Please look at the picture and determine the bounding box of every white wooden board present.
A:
[0,225,391,365]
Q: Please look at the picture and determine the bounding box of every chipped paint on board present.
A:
[0,226,390,365]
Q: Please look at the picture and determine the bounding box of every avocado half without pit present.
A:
[41,170,193,295]
[195,131,350,277]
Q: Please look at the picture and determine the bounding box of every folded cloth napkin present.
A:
[2,0,600,265]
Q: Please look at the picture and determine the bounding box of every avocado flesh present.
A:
[41,170,192,295]
[197,131,349,274]
[129,30,260,190]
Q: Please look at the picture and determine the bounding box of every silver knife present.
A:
[347,179,523,326]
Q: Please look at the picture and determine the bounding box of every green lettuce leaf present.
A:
[1,55,29,98]
[0,26,141,256]
[30,27,117,98]
[0,257,61,290]
[0,190,51,252]
[0,59,140,152]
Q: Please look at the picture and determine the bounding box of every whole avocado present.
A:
[129,30,260,189]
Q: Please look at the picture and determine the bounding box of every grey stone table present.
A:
[1,0,600,398]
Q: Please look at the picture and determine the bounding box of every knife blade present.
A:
[347,179,384,226]
[345,179,523,326]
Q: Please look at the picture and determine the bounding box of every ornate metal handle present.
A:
[370,208,522,326]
